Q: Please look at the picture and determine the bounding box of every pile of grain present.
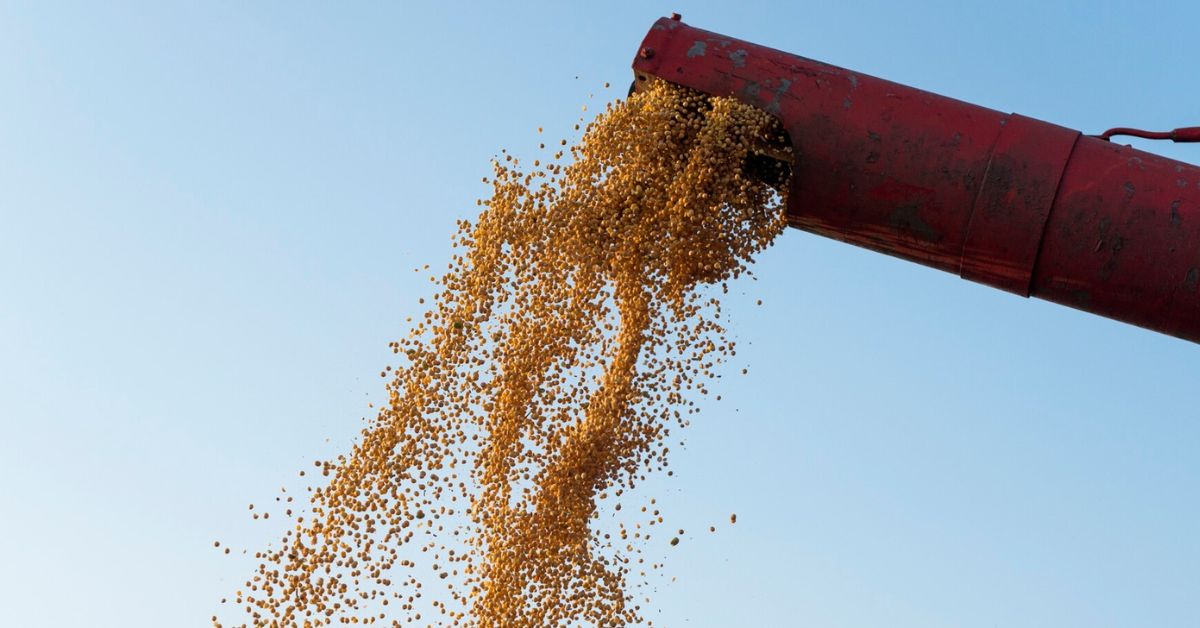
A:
[217,79,788,627]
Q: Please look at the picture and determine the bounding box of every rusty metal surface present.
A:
[633,17,1200,343]
[1035,139,1200,341]
[961,115,1079,296]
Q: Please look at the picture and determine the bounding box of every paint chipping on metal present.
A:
[729,49,747,68]
[687,41,707,58]
[765,78,792,114]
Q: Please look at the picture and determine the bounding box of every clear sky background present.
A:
[2,1,1199,626]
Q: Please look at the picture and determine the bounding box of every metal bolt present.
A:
[639,47,655,60]
[671,12,682,21]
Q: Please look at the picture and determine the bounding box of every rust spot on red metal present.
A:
[632,16,1200,343]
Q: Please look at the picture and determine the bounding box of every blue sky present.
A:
[2,2,1198,626]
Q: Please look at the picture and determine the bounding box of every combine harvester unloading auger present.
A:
[219,17,1199,626]
[636,14,1200,343]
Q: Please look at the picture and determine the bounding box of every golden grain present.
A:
[218,80,787,627]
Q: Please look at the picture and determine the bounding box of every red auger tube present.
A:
[634,16,1200,343]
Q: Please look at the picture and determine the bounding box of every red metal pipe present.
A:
[633,17,1200,343]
